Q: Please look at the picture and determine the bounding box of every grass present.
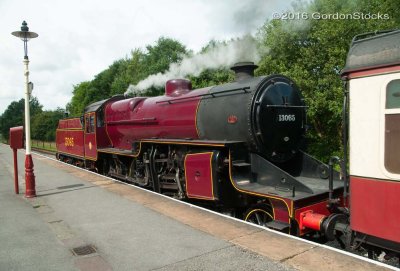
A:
[0,135,56,152]
[31,140,57,152]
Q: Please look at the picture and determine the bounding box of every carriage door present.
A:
[84,112,97,160]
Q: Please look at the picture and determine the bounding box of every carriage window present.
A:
[384,79,400,174]
[386,80,400,109]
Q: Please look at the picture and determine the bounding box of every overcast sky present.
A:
[0,0,291,114]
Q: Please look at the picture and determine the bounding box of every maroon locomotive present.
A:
[56,30,400,262]
[57,62,342,236]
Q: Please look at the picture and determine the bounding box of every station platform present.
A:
[0,144,395,271]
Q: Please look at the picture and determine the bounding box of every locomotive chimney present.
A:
[231,62,258,81]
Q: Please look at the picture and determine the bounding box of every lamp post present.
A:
[12,21,38,198]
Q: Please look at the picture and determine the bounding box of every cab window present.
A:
[85,116,90,133]
[85,114,95,133]
[97,108,104,127]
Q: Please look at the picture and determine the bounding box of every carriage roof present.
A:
[341,29,400,76]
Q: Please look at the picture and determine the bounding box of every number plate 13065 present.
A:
[277,114,296,122]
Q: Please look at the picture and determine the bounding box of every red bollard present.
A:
[13,148,19,194]
[24,154,36,198]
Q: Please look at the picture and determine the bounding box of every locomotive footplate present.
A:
[230,150,344,235]
[98,147,140,157]
[230,151,343,201]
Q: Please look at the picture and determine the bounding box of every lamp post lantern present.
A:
[12,21,39,198]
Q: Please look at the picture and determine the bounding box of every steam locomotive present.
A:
[56,30,400,262]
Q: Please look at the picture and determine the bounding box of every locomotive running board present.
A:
[98,147,140,157]
[141,138,244,147]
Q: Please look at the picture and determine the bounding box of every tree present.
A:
[0,97,43,140]
[63,0,399,162]
[66,38,189,113]
[31,108,65,141]
[134,37,189,97]
[189,40,235,89]
[142,37,188,77]
[66,81,92,116]
[110,49,146,96]
[256,0,400,162]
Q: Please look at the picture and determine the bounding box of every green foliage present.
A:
[0,96,64,142]
[142,37,187,76]
[189,68,233,89]
[60,0,399,162]
[110,50,145,96]
[189,40,234,89]
[66,81,91,116]
[257,0,399,162]
[66,38,189,116]
[0,97,42,141]
[31,108,65,141]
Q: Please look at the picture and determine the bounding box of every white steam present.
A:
[125,35,264,95]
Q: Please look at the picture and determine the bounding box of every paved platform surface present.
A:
[0,144,394,271]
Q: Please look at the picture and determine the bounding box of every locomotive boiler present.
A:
[57,62,344,237]
[105,63,306,163]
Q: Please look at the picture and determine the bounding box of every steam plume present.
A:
[125,35,264,95]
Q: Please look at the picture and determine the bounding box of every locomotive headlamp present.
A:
[11,21,38,198]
